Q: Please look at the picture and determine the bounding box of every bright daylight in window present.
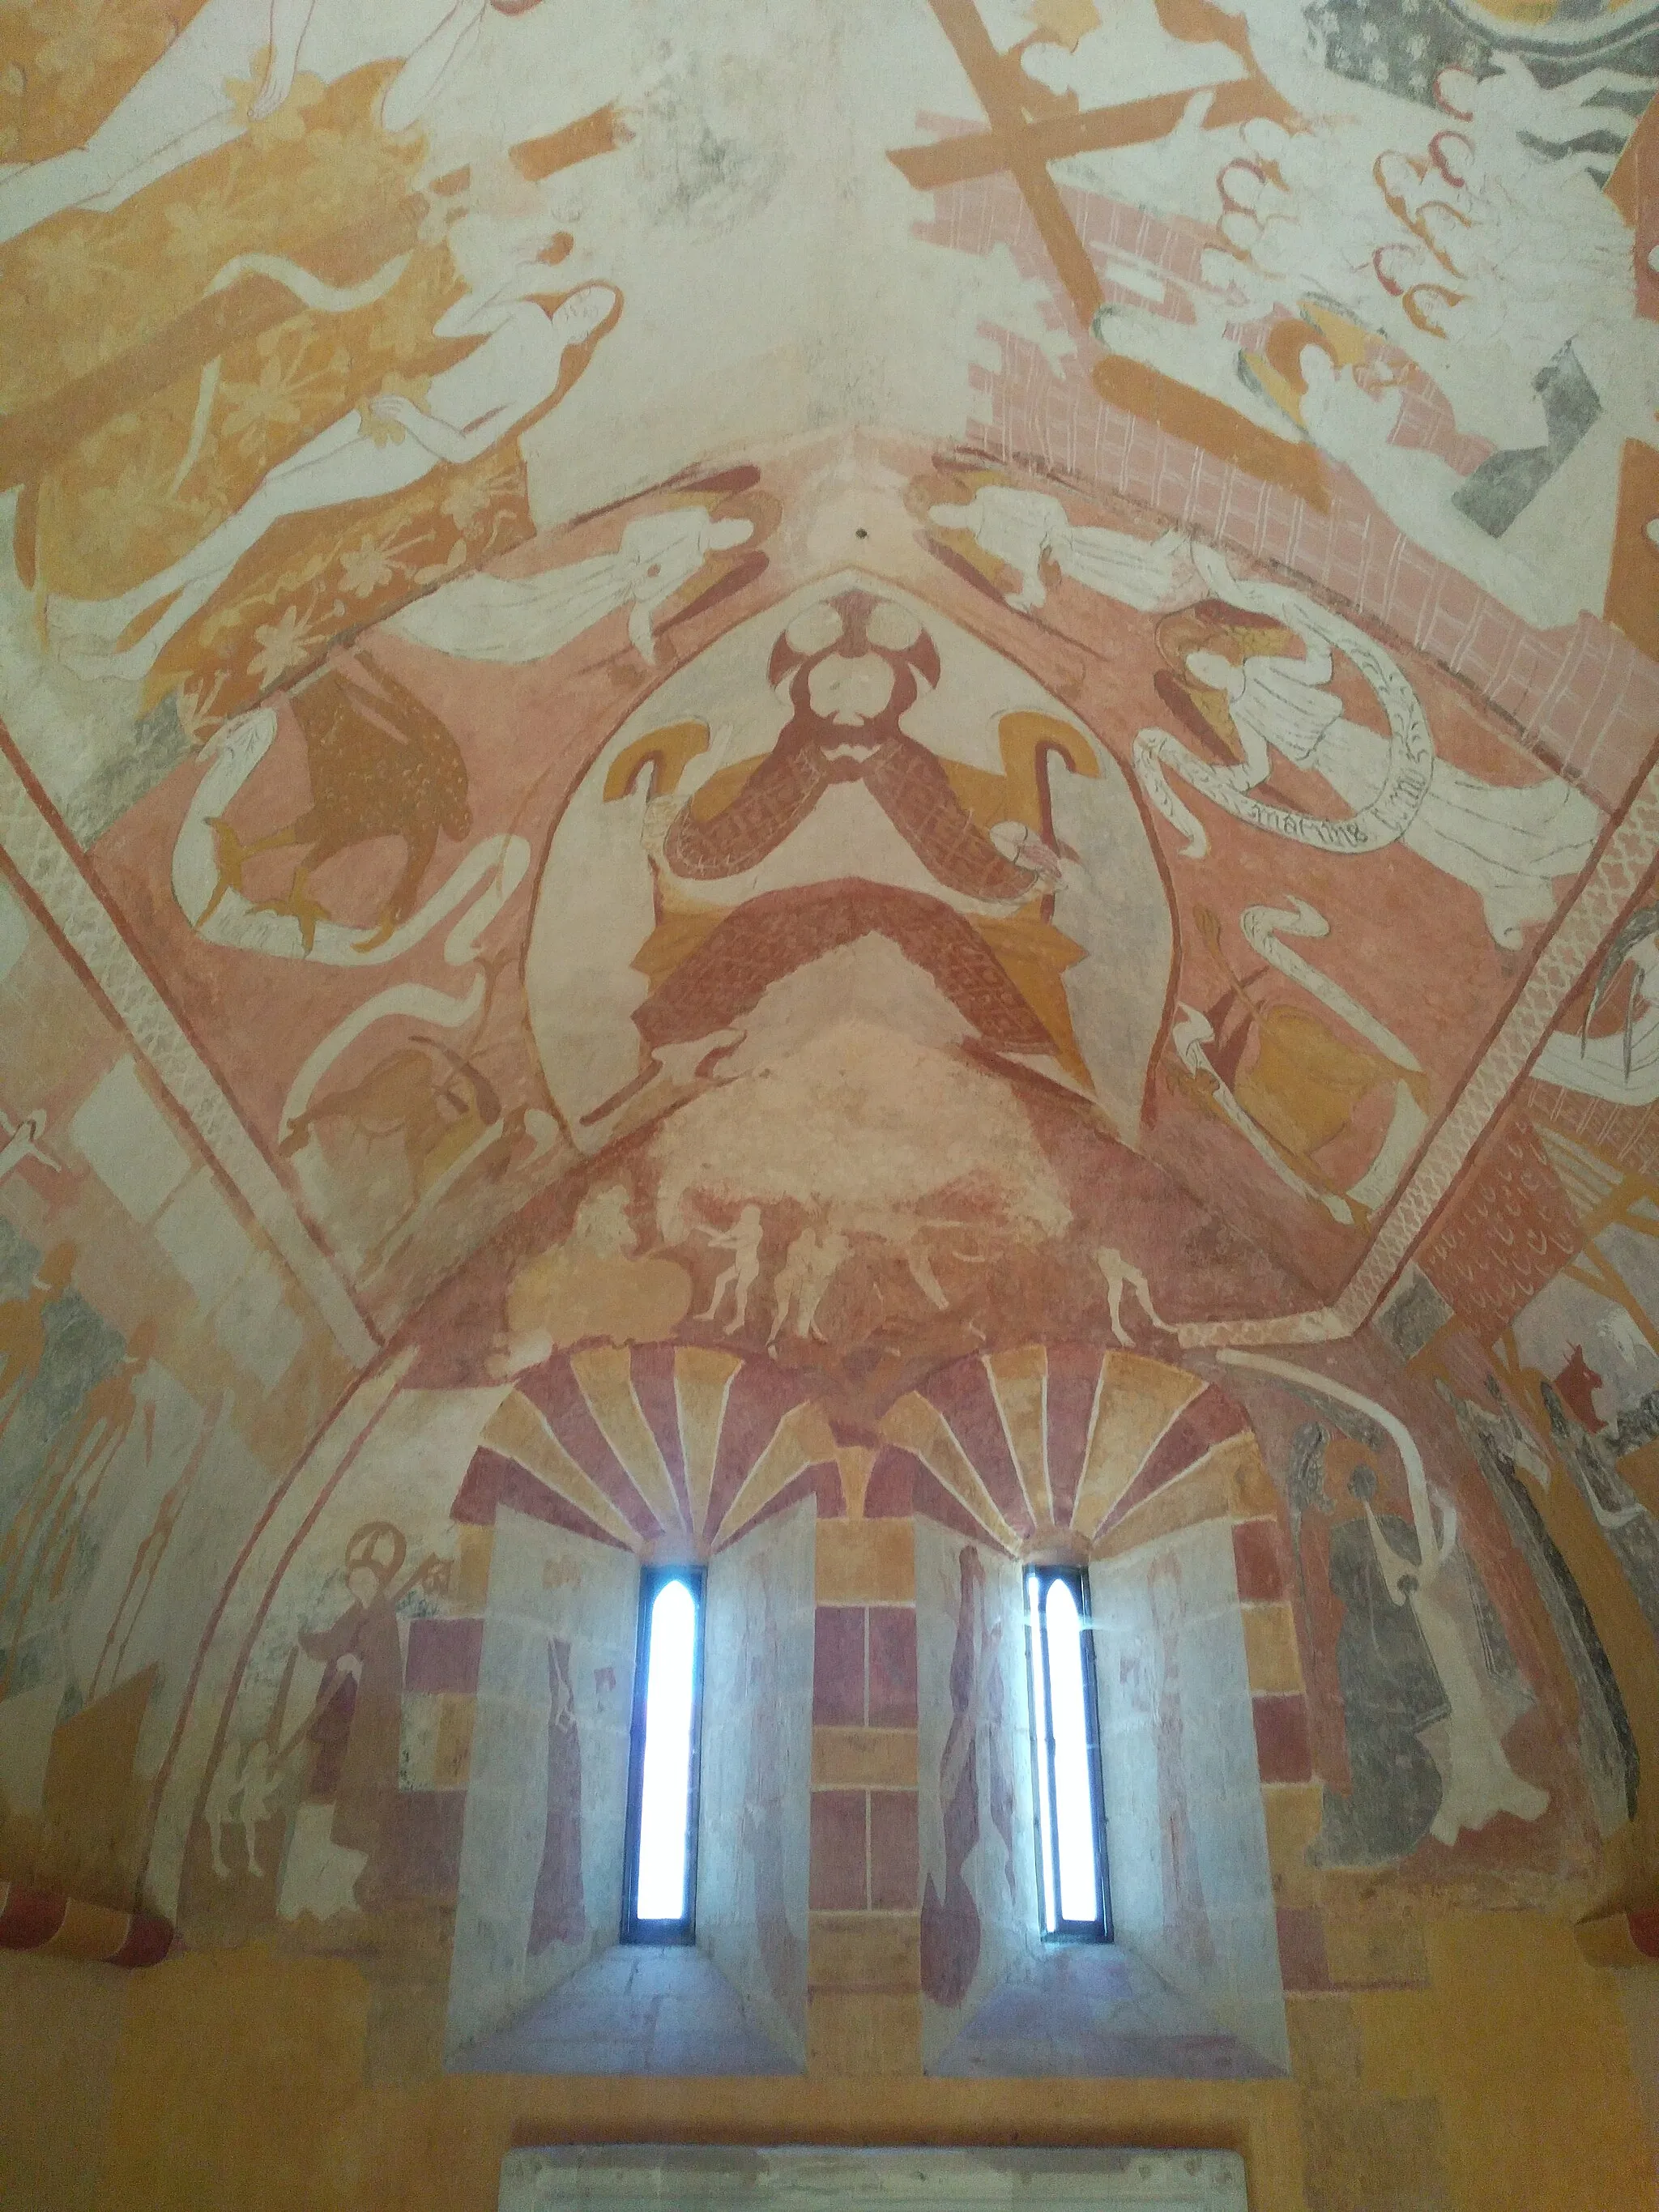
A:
[1026,1566,1110,1941]
[621,1567,704,1943]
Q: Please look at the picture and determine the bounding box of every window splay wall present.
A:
[912,1510,1286,2079]
[914,1521,1037,2069]
[446,1509,638,2058]
[697,1498,814,2064]
[1092,1521,1288,2072]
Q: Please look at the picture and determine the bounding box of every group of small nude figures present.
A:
[696,1200,1166,1350]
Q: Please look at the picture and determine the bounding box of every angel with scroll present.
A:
[1140,550,1600,948]
[1229,1355,1549,1856]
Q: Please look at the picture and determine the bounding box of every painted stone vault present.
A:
[2,2,1659,2208]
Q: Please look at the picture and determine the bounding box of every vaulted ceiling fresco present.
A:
[3,0,1656,1357]
[2,0,1659,2189]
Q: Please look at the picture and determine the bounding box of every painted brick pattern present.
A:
[911,164,1659,809]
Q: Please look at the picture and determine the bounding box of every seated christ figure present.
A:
[588,589,1090,1127]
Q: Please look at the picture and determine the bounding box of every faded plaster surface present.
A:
[451,1944,797,2078]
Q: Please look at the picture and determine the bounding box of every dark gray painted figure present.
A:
[1442,1379,1639,1831]
[1301,1450,1450,1867]
[1375,1269,1454,1366]
[1452,343,1601,538]
[0,1219,124,1696]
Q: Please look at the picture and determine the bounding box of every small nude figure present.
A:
[767,1218,852,1346]
[1096,1245,1169,1346]
[698,1204,765,1334]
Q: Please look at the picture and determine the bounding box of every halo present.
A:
[346,1520,407,1586]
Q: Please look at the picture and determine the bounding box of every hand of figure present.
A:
[991,820,1064,889]
[249,58,296,121]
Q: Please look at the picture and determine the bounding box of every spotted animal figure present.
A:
[206,653,471,953]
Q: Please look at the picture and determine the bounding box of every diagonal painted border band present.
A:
[1179,755,1659,1347]
[0,735,376,1366]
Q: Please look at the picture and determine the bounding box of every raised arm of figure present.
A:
[381,0,492,131]
[1221,1354,1447,1588]
[1362,1505,1416,1605]
[251,0,322,120]
[1429,1494,1456,1575]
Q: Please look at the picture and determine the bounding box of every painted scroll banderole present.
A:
[0,1879,173,1967]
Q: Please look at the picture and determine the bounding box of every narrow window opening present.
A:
[1026,1565,1110,1941]
[621,1566,704,1944]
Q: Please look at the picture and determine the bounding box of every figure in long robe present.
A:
[1160,587,1599,947]
[928,483,1195,616]
[1148,1552,1218,1967]
[297,1521,409,1900]
[1542,1377,1659,1643]
[0,1319,158,1691]
[0,1243,75,1438]
[1232,1353,1550,1859]
[50,272,621,680]
[595,591,1069,1119]
[1442,1377,1640,1831]
[386,503,757,669]
[1311,1467,1450,1865]
[528,1636,585,1954]
[740,1583,804,2023]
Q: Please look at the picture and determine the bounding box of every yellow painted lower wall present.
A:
[0,1950,126,2212]
[1,1910,1653,2212]
[1618,1971,1659,2200]
[1347,1916,1657,2212]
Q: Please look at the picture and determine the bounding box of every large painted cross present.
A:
[888,0,1325,502]
[887,0,1195,328]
